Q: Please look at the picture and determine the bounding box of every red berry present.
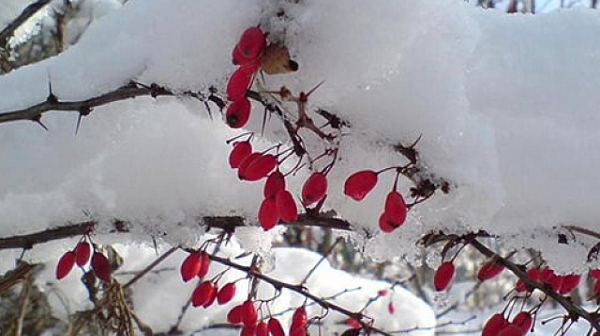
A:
[264,171,286,198]
[56,251,76,280]
[275,190,298,223]
[384,191,407,226]
[236,27,266,61]
[344,170,378,201]
[228,305,244,324]
[192,281,215,307]
[244,154,278,181]
[388,301,395,314]
[434,261,455,291]
[226,98,252,129]
[378,212,397,233]
[540,267,555,283]
[301,172,328,206]
[257,322,269,336]
[377,289,388,297]
[291,306,307,327]
[227,66,254,101]
[203,283,219,308]
[241,324,257,336]
[238,153,262,180]
[230,141,253,169]
[242,300,258,326]
[217,282,237,305]
[74,241,91,267]
[512,312,532,334]
[347,318,361,329]
[559,273,581,294]
[198,251,210,278]
[482,313,508,336]
[516,268,541,293]
[477,260,505,282]
[497,325,524,336]
[180,252,201,282]
[268,318,285,336]
[91,252,111,282]
[259,197,279,231]
[550,275,564,293]
[591,268,600,279]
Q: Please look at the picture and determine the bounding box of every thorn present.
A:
[261,107,269,136]
[74,107,91,135]
[305,80,325,98]
[203,101,213,120]
[32,116,49,131]
[47,73,58,104]
[409,134,423,148]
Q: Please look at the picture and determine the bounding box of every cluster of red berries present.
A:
[483,311,533,336]
[227,302,305,336]
[344,169,407,233]
[514,266,581,295]
[226,27,266,129]
[180,250,238,308]
[56,238,111,282]
[228,138,332,231]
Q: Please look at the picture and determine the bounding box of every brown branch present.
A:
[0,221,95,250]
[0,83,176,126]
[0,214,351,251]
[0,0,53,47]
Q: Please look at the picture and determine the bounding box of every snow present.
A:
[2,0,600,333]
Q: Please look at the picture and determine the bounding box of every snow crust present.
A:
[1,0,600,272]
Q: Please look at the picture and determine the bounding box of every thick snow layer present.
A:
[1,0,600,271]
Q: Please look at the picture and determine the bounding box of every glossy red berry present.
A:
[276,190,298,223]
[344,170,378,201]
[259,197,279,231]
[74,241,91,267]
[203,283,219,308]
[229,141,253,169]
[228,305,244,324]
[434,261,455,291]
[242,300,258,326]
[268,318,285,336]
[378,212,397,233]
[91,252,111,282]
[482,313,508,336]
[227,66,254,101]
[217,282,236,304]
[301,172,328,206]
[591,268,600,279]
[388,301,395,314]
[516,268,541,293]
[497,325,524,336]
[477,260,505,282]
[236,27,266,62]
[241,324,257,336]
[264,171,286,198]
[244,154,277,181]
[347,318,361,329]
[559,273,581,294]
[238,153,262,180]
[180,252,201,282]
[226,98,252,129]
[384,191,407,226]
[56,251,76,280]
[291,306,307,327]
[257,322,269,336]
[198,251,210,278]
[192,281,215,307]
[512,312,532,334]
